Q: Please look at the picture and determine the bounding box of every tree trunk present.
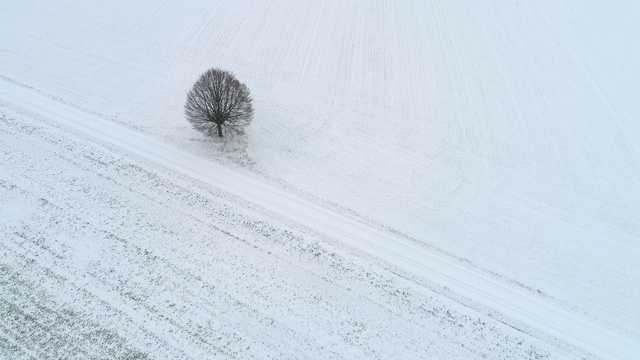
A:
[217,123,223,137]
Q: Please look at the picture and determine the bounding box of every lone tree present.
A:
[185,69,253,138]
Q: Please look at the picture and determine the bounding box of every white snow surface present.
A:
[1,1,639,359]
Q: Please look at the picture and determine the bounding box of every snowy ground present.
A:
[1,1,639,359]
[0,102,573,358]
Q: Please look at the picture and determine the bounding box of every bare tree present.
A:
[185,69,253,138]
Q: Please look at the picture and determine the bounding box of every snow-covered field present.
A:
[1,1,639,359]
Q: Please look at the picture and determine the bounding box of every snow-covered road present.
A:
[2,79,637,359]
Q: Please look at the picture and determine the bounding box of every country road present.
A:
[2,79,637,359]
